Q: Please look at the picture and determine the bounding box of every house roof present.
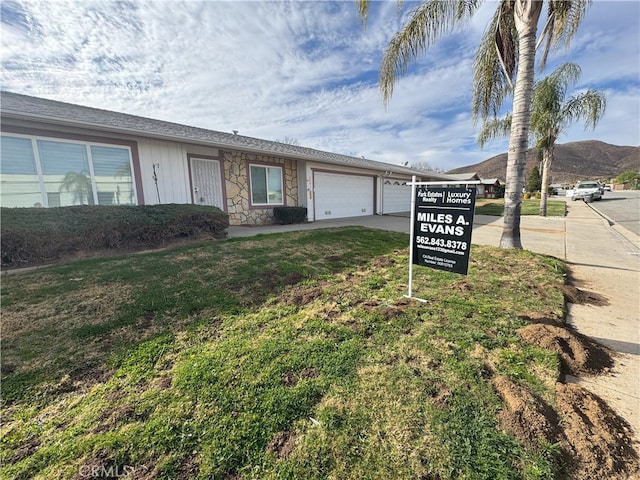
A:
[1,91,453,180]
[446,172,481,181]
[480,178,500,185]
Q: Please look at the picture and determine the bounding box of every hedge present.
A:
[273,206,308,225]
[1,204,229,268]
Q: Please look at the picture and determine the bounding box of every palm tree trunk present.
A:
[500,0,542,249]
[539,145,553,216]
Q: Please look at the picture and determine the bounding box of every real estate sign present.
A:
[412,187,476,275]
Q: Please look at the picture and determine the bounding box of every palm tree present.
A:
[59,171,94,205]
[478,62,606,216]
[530,63,606,216]
[358,0,592,248]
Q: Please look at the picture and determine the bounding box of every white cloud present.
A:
[2,0,638,175]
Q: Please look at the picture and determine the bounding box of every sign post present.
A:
[405,177,478,301]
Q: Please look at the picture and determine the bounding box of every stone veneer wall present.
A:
[223,150,299,226]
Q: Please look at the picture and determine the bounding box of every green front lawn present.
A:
[0,227,626,479]
[475,199,566,216]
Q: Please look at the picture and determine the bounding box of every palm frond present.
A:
[356,0,372,25]
[379,0,481,104]
[477,114,512,147]
[472,3,513,124]
[538,1,592,69]
[562,89,607,130]
[531,62,580,127]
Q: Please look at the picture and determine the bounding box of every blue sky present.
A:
[1,0,638,171]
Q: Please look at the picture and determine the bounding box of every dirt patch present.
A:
[92,404,136,434]
[1,362,16,375]
[492,375,561,450]
[9,436,41,463]
[430,385,452,409]
[518,323,613,375]
[283,272,304,285]
[300,367,320,380]
[104,389,127,403]
[155,376,172,390]
[372,256,396,268]
[518,312,564,325]
[178,454,200,479]
[355,298,409,321]
[281,367,320,387]
[70,451,134,480]
[266,430,297,458]
[282,284,325,307]
[451,280,472,293]
[560,284,609,306]
[492,377,639,479]
[281,371,298,387]
[555,382,639,480]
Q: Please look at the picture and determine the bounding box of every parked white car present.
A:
[571,181,603,202]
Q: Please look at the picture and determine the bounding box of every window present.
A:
[250,165,283,206]
[91,145,135,205]
[38,139,94,206]
[0,136,41,207]
[0,135,136,208]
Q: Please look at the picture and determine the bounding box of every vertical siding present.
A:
[136,140,220,205]
[137,140,189,204]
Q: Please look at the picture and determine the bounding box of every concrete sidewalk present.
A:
[228,202,640,441]
[561,201,640,445]
[473,202,640,441]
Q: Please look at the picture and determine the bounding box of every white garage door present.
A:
[382,179,411,214]
[314,172,374,220]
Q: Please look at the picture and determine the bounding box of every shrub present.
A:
[1,204,229,268]
[273,206,308,225]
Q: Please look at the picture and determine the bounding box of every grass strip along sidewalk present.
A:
[475,199,567,217]
[1,227,637,479]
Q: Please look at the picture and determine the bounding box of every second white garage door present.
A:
[314,172,374,220]
[382,179,412,214]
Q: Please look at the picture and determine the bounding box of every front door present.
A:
[190,158,224,209]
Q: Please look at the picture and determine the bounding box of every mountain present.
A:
[448,141,639,184]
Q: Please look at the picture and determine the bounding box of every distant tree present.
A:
[526,166,542,193]
[410,161,445,173]
[615,170,640,189]
[274,136,300,146]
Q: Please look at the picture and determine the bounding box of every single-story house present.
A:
[0,91,454,225]
[445,173,502,199]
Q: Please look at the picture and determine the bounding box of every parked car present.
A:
[603,185,612,191]
[571,181,603,202]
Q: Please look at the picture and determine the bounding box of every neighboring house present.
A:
[445,173,502,199]
[0,91,454,225]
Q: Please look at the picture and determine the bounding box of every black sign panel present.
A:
[412,187,476,275]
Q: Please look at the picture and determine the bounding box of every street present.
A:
[590,190,640,237]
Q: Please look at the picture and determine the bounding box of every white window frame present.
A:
[1,133,137,207]
[249,164,284,207]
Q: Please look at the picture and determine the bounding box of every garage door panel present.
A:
[383,180,411,214]
[315,172,373,220]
